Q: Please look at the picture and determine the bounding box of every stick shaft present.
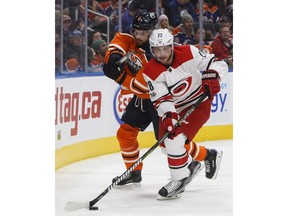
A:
[89,91,208,209]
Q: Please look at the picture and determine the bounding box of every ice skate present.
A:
[185,160,204,186]
[204,149,223,180]
[157,178,187,200]
[112,170,142,187]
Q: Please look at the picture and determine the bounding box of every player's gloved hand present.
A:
[126,53,142,75]
[162,112,182,140]
[103,53,127,84]
[201,69,220,100]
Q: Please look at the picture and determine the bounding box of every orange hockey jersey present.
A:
[104,32,151,99]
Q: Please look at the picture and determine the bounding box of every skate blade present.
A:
[211,150,223,180]
[185,163,204,186]
[191,163,204,180]
[157,193,182,200]
[114,182,141,189]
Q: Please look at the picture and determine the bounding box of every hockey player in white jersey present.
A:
[143,29,228,199]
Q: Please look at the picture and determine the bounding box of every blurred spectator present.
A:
[211,25,233,68]
[204,29,214,43]
[129,0,157,12]
[75,18,86,33]
[211,0,233,35]
[63,0,83,24]
[225,0,233,23]
[90,39,108,70]
[173,13,195,45]
[92,31,103,41]
[192,0,218,36]
[159,0,171,15]
[121,0,130,8]
[88,30,105,46]
[63,14,73,30]
[55,8,61,29]
[55,32,62,73]
[63,15,75,46]
[220,16,231,27]
[166,0,197,27]
[214,15,232,35]
[208,0,222,23]
[189,0,198,6]
[212,0,232,21]
[88,0,117,40]
[156,14,174,33]
[194,0,211,22]
[115,0,138,34]
[92,0,115,17]
[113,0,157,34]
[64,30,95,72]
[192,26,213,54]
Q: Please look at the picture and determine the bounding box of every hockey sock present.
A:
[117,123,142,171]
[185,141,207,161]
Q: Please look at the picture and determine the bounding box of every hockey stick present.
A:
[65,90,209,211]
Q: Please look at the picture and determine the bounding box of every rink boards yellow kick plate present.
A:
[55,124,233,170]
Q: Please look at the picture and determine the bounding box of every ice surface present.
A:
[56,140,233,216]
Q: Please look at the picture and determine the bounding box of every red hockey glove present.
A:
[162,112,182,140]
[201,70,220,100]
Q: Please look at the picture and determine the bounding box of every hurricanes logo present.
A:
[169,77,192,97]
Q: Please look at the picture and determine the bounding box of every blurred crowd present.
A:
[55,0,233,74]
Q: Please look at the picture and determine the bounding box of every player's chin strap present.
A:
[65,89,209,212]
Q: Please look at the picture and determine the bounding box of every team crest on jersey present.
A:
[126,53,143,74]
[169,77,192,97]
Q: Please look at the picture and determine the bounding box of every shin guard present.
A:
[117,123,142,171]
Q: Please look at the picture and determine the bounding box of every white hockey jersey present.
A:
[143,45,228,117]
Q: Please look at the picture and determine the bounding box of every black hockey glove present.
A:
[103,53,127,85]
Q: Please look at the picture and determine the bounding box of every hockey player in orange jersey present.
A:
[143,29,228,199]
[103,9,160,185]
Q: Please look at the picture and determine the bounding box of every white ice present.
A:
[56,139,232,216]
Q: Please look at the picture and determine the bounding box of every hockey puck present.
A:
[90,206,99,210]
